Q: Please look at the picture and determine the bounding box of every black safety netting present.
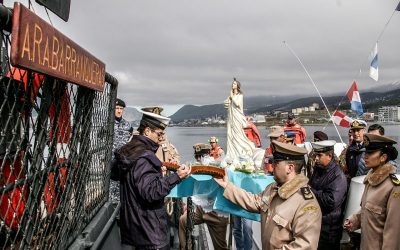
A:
[0,28,117,249]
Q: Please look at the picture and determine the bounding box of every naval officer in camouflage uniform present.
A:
[214,141,322,250]
[110,98,133,202]
[343,133,400,250]
[113,98,133,151]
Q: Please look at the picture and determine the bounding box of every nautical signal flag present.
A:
[332,111,353,128]
[369,43,378,81]
[346,81,364,116]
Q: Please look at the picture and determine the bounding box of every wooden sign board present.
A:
[11,3,105,92]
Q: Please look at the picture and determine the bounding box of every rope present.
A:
[166,198,174,216]
[283,41,344,144]
[354,10,397,81]
[28,0,36,13]
[325,5,399,129]
[44,7,53,26]
[28,0,54,26]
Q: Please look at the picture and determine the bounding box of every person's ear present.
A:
[144,127,151,136]
[380,153,388,163]
[287,163,294,174]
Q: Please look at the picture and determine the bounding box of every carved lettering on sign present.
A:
[11,3,106,91]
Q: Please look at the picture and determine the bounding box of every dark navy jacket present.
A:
[112,135,181,249]
[309,160,348,243]
[346,142,367,178]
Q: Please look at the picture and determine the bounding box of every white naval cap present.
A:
[140,110,170,130]
[311,140,336,153]
[350,119,367,130]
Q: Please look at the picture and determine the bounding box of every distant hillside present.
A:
[170,88,400,122]
[169,104,226,121]
[169,95,307,122]
[123,107,142,122]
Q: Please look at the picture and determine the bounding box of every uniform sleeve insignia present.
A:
[303,205,319,213]
[389,174,400,186]
[301,187,314,200]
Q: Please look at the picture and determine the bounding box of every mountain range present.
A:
[169,84,400,122]
[123,83,400,123]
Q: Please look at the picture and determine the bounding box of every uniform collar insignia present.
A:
[278,174,309,200]
[364,163,396,186]
[300,187,314,200]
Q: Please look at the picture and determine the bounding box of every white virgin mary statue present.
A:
[224,78,255,161]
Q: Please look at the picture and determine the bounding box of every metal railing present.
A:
[0,5,117,249]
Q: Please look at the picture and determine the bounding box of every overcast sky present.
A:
[5,0,400,115]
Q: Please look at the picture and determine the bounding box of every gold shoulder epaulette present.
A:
[389,174,400,186]
[300,187,314,200]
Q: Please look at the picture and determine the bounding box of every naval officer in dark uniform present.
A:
[112,109,191,249]
[309,140,347,250]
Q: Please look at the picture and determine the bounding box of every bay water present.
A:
[165,125,400,163]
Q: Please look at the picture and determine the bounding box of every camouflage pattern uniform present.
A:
[110,117,132,202]
[113,117,133,151]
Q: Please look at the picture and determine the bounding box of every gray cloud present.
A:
[6,0,400,108]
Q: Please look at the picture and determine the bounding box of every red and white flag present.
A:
[332,111,353,128]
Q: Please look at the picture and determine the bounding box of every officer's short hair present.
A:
[286,160,305,174]
[137,121,159,135]
[368,124,385,135]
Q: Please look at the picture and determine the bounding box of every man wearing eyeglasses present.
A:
[309,140,347,250]
[214,141,322,250]
[112,109,191,250]
[139,107,181,165]
[305,131,329,178]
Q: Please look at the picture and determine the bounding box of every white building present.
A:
[378,106,400,122]
[254,115,266,124]
[363,112,375,121]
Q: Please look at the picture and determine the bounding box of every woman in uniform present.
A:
[343,133,400,250]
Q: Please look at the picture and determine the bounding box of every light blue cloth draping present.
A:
[168,174,219,197]
[168,170,275,222]
[214,170,275,221]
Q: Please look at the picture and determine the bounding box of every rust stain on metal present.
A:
[11,2,106,91]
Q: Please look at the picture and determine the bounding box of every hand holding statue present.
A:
[213,168,230,189]
[177,163,192,179]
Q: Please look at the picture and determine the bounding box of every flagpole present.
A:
[326,5,398,129]
[283,41,344,144]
